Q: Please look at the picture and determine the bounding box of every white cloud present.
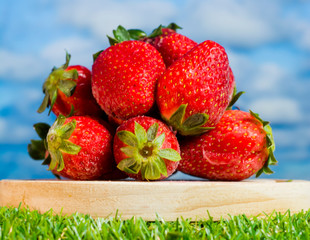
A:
[0,49,44,81]
[248,97,302,124]
[0,117,34,144]
[273,127,310,149]
[181,0,283,47]
[41,37,101,69]
[251,63,286,92]
[0,86,42,114]
[0,37,100,82]
[295,21,310,51]
[56,0,177,41]
[227,51,289,96]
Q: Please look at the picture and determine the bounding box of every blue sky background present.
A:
[0,0,310,180]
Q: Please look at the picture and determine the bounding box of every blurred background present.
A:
[0,0,309,180]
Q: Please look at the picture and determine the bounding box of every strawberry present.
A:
[149,31,197,68]
[108,24,196,67]
[113,116,181,181]
[92,38,165,121]
[178,110,277,181]
[28,115,116,180]
[140,23,197,67]
[37,52,103,117]
[156,40,231,136]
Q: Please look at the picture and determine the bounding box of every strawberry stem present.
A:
[250,111,278,177]
[46,115,81,172]
[163,104,214,136]
[37,52,78,115]
[116,121,180,180]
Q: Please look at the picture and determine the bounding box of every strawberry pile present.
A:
[28,23,277,181]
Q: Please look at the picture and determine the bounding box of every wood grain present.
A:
[1,179,309,221]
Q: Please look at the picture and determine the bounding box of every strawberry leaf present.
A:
[117,130,138,147]
[251,110,278,178]
[182,113,209,129]
[59,140,81,155]
[60,51,71,69]
[148,25,163,38]
[93,50,103,62]
[153,156,168,177]
[116,119,180,180]
[227,89,245,110]
[48,150,61,171]
[168,104,187,127]
[250,110,270,127]
[127,29,147,40]
[58,80,77,97]
[141,159,161,180]
[46,115,81,173]
[152,133,165,149]
[38,51,77,115]
[113,25,131,42]
[158,149,181,162]
[62,69,78,80]
[28,121,63,179]
[28,140,46,160]
[117,157,142,174]
[147,23,181,39]
[146,123,159,142]
[67,105,75,117]
[120,146,137,157]
[41,154,51,166]
[37,93,49,113]
[58,119,77,139]
[135,122,147,148]
[33,123,51,140]
[165,104,214,136]
[107,25,132,45]
[166,22,182,31]
[107,35,118,46]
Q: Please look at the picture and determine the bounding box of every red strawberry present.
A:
[113,116,181,181]
[178,110,277,181]
[156,40,231,136]
[37,52,103,117]
[141,24,197,67]
[29,115,115,180]
[149,32,197,67]
[92,40,165,121]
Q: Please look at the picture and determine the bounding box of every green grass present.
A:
[0,206,309,239]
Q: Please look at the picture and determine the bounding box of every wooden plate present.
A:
[1,179,309,221]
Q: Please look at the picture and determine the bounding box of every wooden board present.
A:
[1,179,310,221]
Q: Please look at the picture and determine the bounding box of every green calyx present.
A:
[37,52,78,115]
[94,23,182,62]
[116,121,181,180]
[250,110,278,177]
[106,23,182,47]
[227,87,245,110]
[107,25,138,46]
[28,122,60,179]
[46,115,81,172]
[163,104,214,136]
[93,25,140,61]
[28,122,51,160]
[147,22,182,38]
